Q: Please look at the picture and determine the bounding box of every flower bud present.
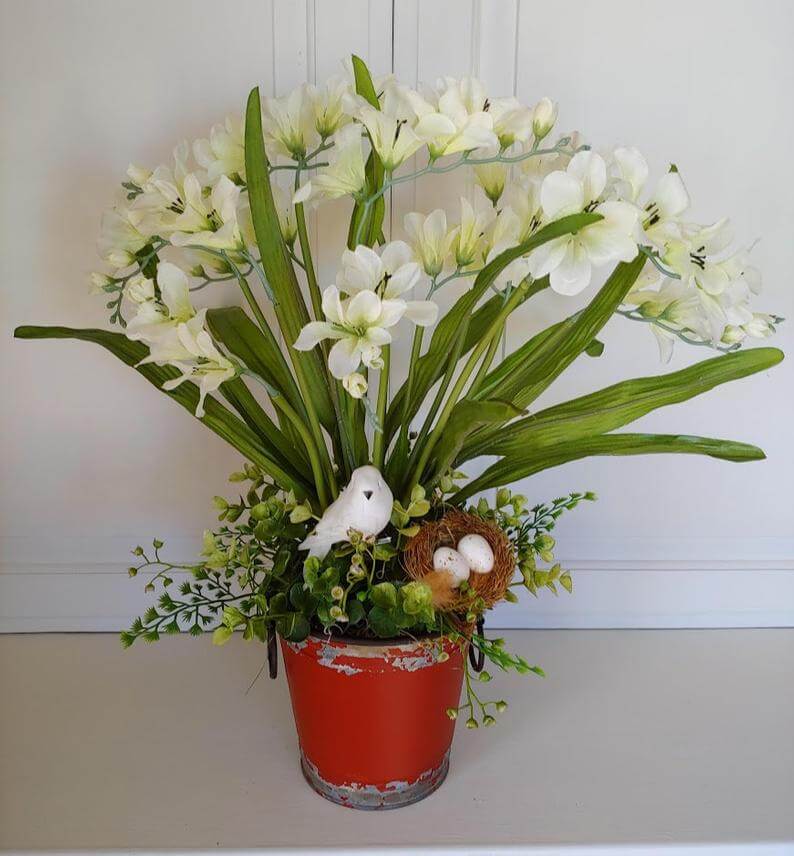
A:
[106,249,135,269]
[125,274,155,304]
[342,372,368,399]
[89,272,113,293]
[483,714,496,727]
[495,700,508,713]
[126,163,152,186]
[465,717,479,729]
[532,97,558,141]
[331,585,345,601]
[446,707,458,720]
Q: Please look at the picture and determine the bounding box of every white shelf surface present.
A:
[1,630,792,854]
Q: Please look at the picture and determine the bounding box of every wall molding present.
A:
[2,535,792,632]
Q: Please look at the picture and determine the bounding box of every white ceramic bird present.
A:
[299,465,394,558]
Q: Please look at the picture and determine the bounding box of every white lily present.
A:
[271,184,298,245]
[357,105,424,171]
[662,218,735,296]
[308,75,352,138]
[293,124,366,204]
[453,197,494,268]
[126,262,196,346]
[262,85,318,160]
[474,147,508,204]
[404,209,457,277]
[489,97,534,148]
[407,76,498,158]
[336,242,437,326]
[193,116,245,182]
[293,286,405,378]
[98,205,150,268]
[161,325,237,418]
[527,150,640,295]
[170,176,245,252]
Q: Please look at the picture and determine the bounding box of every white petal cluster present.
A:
[126,262,236,416]
[294,242,437,390]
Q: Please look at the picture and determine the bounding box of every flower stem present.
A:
[372,345,390,469]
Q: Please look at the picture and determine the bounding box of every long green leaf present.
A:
[347,54,385,248]
[475,255,647,408]
[462,347,784,461]
[218,377,312,481]
[14,325,314,497]
[244,87,334,430]
[429,398,524,485]
[385,286,538,443]
[386,211,601,442]
[453,432,766,502]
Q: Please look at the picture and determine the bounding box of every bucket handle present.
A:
[468,616,486,672]
[267,623,278,679]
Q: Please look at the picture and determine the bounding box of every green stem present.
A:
[372,345,390,469]
[397,327,425,451]
[293,168,323,320]
[406,281,530,498]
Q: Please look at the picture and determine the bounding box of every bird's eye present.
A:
[363,490,373,500]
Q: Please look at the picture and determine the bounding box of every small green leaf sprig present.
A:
[470,488,596,598]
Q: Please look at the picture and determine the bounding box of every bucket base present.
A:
[299,750,450,810]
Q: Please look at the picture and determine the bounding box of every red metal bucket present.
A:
[280,633,464,809]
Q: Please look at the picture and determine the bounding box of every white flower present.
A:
[293,124,366,204]
[98,206,150,268]
[531,97,558,141]
[342,372,368,399]
[271,184,298,245]
[527,150,640,295]
[193,116,245,182]
[474,147,507,204]
[502,174,543,242]
[89,272,113,293]
[403,209,457,277]
[170,176,245,251]
[336,242,437,325]
[611,150,690,248]
[161,326,237,418]
[357,105,424,171]
[662,219,736,296]
[489,97,534,148]
[126,163,152,187]
[125,274,155,304]
[308,76,352,138]
[293,286,405,378]
[407,76,498,158]
[126,262,196,347]
[262,85,318,160]
[453,197,493,268]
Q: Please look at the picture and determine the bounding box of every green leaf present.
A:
[368,606,398,638]
[212,625,234,646]
[429,398,524,484]
[473,255,646,410]
[276,612,311,643]
[463,347,784,462]
[14,325,313,497]
[244,87,334,430]
[453,432,767,502]
[207,306,305,414]
[385,288,538,444]
[370,581,397,610]
[347,55,385,248]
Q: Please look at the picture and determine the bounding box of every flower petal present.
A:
[346,289,383,326]
[294,321,339,350]
[540,171,584,219]
[328,337,361,378]
[549,242,592,295]
[404,300,439,326]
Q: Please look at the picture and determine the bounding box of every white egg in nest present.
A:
[456,534,494,574]
[432,546,470,585]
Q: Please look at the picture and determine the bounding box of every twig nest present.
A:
[457,534,494,574]
[432,547,470,584]
[403,510,515,612]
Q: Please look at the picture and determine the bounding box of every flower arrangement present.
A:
[16,56,783,734]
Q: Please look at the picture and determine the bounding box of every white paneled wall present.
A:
[1,0,792,631]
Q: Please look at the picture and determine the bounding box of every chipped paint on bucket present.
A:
[280,634,464,810]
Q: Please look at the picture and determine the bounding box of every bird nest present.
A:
[402,509,516,613]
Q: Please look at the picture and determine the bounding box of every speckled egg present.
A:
[432,546,470,586]
[456,534,494,574]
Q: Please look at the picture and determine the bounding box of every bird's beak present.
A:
[363,490,373,500]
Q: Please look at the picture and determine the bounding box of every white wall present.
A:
[2,0,792,631]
